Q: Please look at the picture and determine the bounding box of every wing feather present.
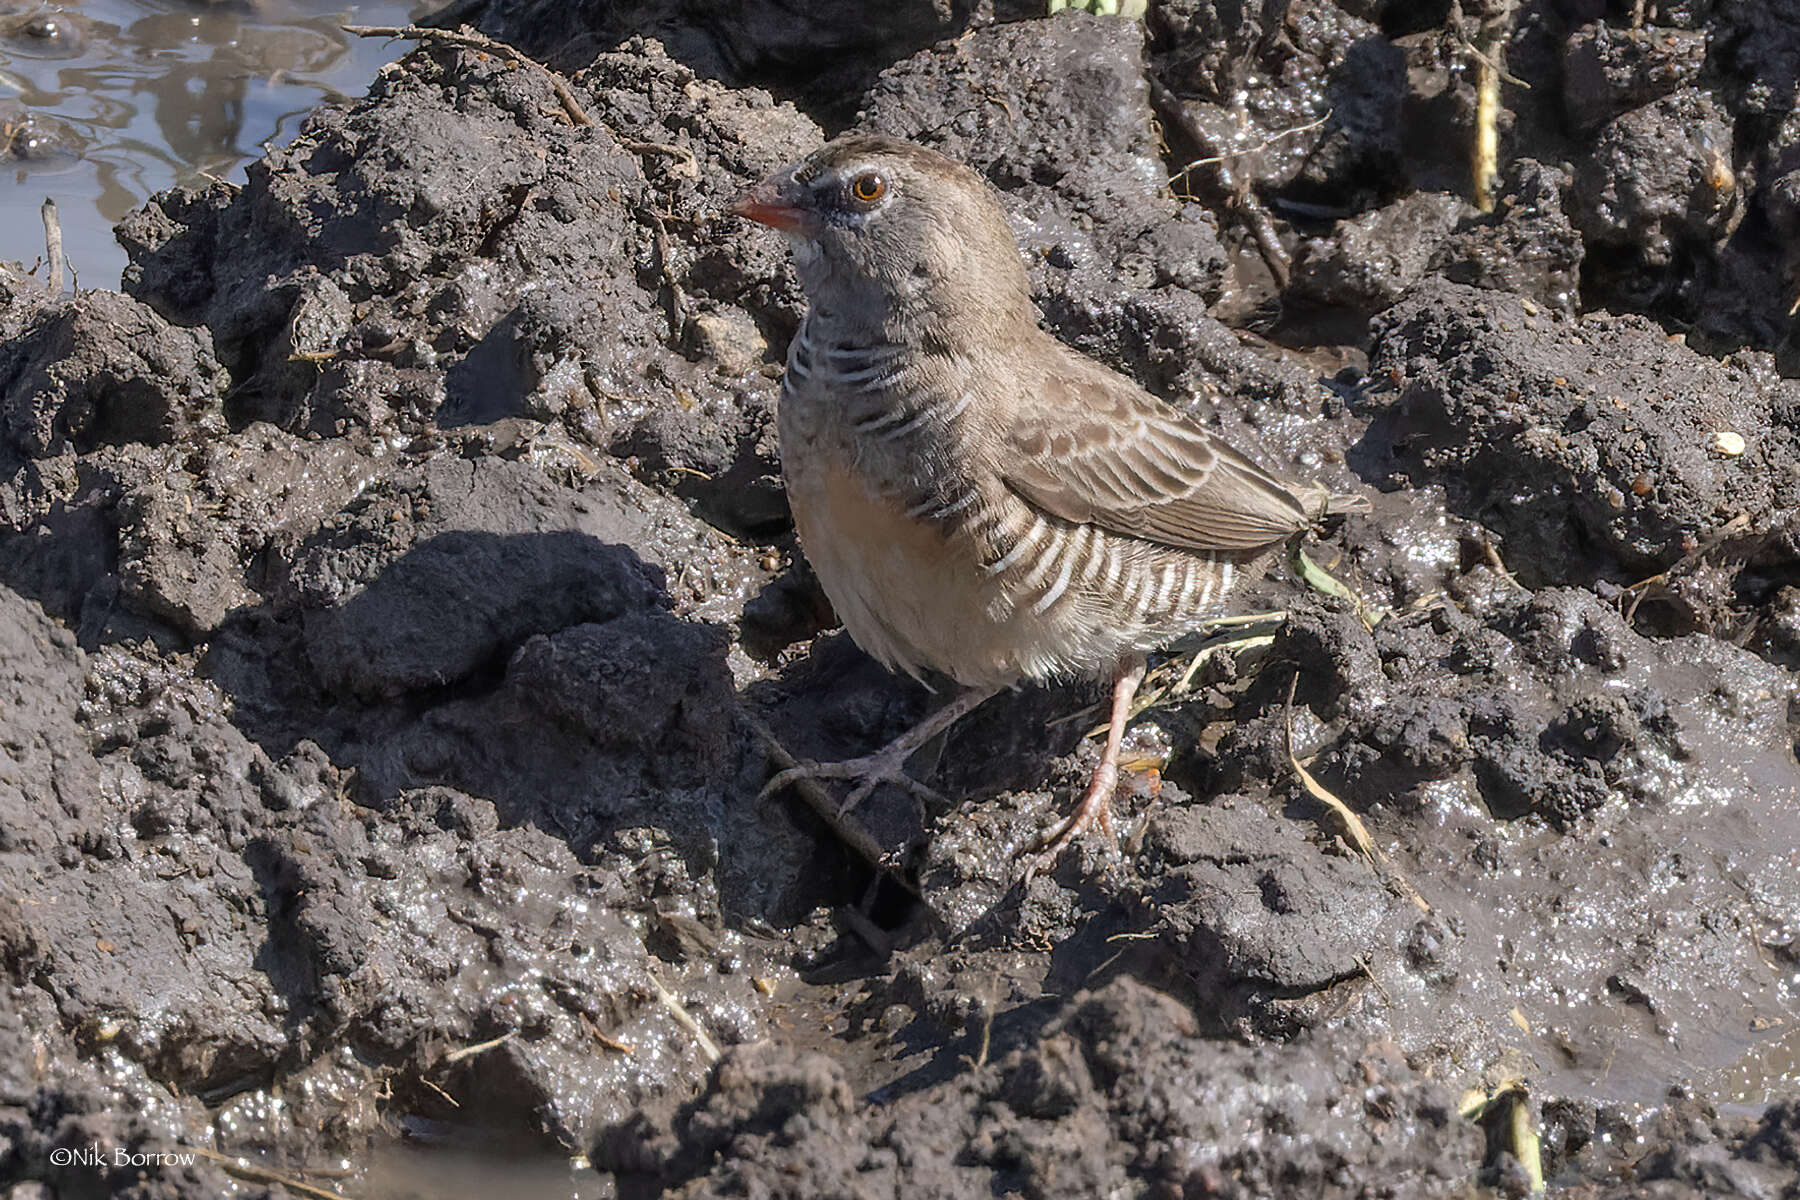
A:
[1003,349,1314,553]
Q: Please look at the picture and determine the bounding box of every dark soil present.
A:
[2,3,1797,1198]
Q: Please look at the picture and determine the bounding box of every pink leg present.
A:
[1027,656,1148,876]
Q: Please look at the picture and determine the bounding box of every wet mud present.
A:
[1,3,1797,1198]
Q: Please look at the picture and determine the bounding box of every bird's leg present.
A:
[760,685,1002,816]
[1028,655,1148,874]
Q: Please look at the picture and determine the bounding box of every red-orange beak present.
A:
[730,169,809,233]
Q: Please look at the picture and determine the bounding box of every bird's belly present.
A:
[788,460,1016,686]
[784,446,1249,688]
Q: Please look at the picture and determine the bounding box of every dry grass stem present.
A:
[40,199,62,294]
[1284,674,1431,913]
[441,1029,515,1065]
[184,1147,359,1200]
[649,973,722,1064]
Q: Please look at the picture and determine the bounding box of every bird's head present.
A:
[732,134,1033,340]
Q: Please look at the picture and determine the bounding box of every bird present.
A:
[734,133,1365,872]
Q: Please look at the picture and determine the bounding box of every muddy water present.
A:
[0,0,427,288]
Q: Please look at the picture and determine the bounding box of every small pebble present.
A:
[1710,431,1745,457]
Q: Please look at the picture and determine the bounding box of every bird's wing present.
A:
[1002,353,1314,553]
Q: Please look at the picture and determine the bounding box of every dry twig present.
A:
[184,1146,358,1200]
[740,709,914,889]
[1150,77,1293,289]
[1284,674,1430,913]
[643,207,686,338]
[343,23,592,127]
[1049,613,1283,735]
[440,1029,515,1065]
[40,198,62,294]
[1167,111,1332,187]
[1456,0,1518,211]
[1621,511,1753,622]
[648,973,722,1064]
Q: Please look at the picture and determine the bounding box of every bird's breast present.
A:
[782,436,997,683]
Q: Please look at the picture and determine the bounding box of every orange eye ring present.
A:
[851,172,886,203]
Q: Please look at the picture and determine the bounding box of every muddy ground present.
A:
[1,1,1798,1197]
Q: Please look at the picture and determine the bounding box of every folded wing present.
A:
[1003,352,1315,553]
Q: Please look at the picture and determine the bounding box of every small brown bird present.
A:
[737,134,1362,870]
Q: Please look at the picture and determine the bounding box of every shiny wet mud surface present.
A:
[1,2,1799,1198]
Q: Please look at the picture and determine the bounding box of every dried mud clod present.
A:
[1363,276,1800,614]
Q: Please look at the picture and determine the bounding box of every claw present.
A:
[1022,657,1147,883]
[758,762,820,803]
[836,768,946,817]
[1022,760,1120,883]
[758,686,1000,818]
[757,748,934,814]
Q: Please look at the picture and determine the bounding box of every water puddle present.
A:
[0,0,429,288]
[1717,1021,1800,1115]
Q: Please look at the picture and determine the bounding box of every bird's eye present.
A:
[850,172,887,204]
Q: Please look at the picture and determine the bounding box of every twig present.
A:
[440,1029,514,1065]
[1355,954,1393,1003]
[969,1003,993,1068]
[1285,674,1376,860]
[739,709,914,890]
[183,1147,357,1200]
[643,207,686,338]
[1621,511,1753,622]
[1169,631,1270,695]
[1472,53,1499,211]
[956,979,1001,1071]
[1452,30,1530,88]
[615,137,697,175]
[1049,612,1286,731]
[1150,77,1292,290]
[1481,537,1529,593]
[580,1011,636,1055]
[1167,111,1332,185]
[40,198,62,294]
[1457,0,1518,211]
[419,1076,461,1107]
[647,973,722,1064]
[342,24,592,127]
[1239,198,1293,292]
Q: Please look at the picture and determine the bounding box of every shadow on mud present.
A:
[202,527,844,928]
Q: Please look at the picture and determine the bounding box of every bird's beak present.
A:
[730,167,809,233]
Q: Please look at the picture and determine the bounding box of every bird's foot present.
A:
[759,687,1000,817]
[760,744,948,816]
[1022,760,1119,883]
